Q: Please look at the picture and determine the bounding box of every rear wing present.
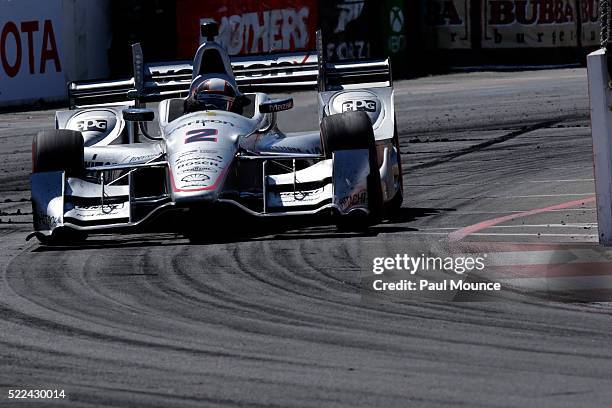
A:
[68,32,392,109]
[69,53,317,109]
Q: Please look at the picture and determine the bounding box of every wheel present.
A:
[320,111,383,231]
[182,206,260,244]
[32,129,87,245]
[384,116,404,216]
[36,228,88,246]
[32,129,85,176]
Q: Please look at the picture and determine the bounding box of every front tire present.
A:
[33,129,85,176]
[321,111,383,231]
[32,129,87,245]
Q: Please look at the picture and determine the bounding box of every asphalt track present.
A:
[2,69,612,407]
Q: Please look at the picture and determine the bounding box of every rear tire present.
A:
[384,117,404,216]
[32,129,87,245]
[321,111,383,231]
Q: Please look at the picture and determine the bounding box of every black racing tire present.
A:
[37,228,88,246]
[32,129,84,177]
[32,129,87,245]
[384,116,404,216]
[320,111,383,231]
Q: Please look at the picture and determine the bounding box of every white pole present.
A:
[587,48,612,245]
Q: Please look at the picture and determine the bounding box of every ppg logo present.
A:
[76,119,108,132]
[342,100,377,113]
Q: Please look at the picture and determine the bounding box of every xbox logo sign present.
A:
[389,6,404,33]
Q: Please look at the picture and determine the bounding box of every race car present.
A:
[28,21,403,245]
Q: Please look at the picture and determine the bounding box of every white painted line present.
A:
[465,233,598,238]
[498,275,612,291]
[548,166,591,170]
[529,179,594,183]
[488,194,594,199]
[485,249,612,266]
[419,194,594,200]
[448,209,596,215]
[422,224,597,230]
[388,232,598,238]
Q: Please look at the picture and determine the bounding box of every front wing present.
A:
[29,149,374,238]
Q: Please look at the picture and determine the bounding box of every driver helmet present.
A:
[186,76,238,112]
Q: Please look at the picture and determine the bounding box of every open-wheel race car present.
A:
[28,21,403,245]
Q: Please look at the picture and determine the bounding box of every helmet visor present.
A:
[193,94,233,111]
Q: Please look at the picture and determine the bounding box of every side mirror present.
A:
[123,108,155,122]
[259,98,294,114]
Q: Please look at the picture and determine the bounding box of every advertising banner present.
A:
[0,0,65,105]
[482,0,579,48]
[580,0,600,47]
[383,0,408,57]
[319,0,382,61]
[0,0,112,107]
[176,0,318,59]
[421,0,471,49]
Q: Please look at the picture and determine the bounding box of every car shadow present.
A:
[31,207,454,251]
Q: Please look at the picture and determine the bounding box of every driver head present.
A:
[186,76,238,112]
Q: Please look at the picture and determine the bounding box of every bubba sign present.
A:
[0,0,65,105]
[422,0,471,49]
[580,0,601,47]
[483,0,580,48]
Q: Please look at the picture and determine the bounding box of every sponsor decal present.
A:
[169,119,233,136]
[184,128,218,144]
[267,145,303,153]
[129,154,160,163]
[33,211,60,229]
[170,164,228,192]
[85,161,114,167]
[177,159,221,168]
[75,119,107,132]
[339,190,367,211]
[181,173,211,183]
[72,203,126,218]
[233,54,314,78]
[175,154,223,163]
[329,91,383,125]
[264,100,293,112]
[277,187,326,203]
[177,166,217,174]
[341,99,377,113]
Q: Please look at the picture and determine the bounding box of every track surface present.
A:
[2,69,612,407]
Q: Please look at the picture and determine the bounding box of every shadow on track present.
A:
[30,207,453,251]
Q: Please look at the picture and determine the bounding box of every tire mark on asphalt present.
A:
[407,119,562,171]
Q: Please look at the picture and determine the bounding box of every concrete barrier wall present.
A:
[0,0,111,108]
[1,0,604,108]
